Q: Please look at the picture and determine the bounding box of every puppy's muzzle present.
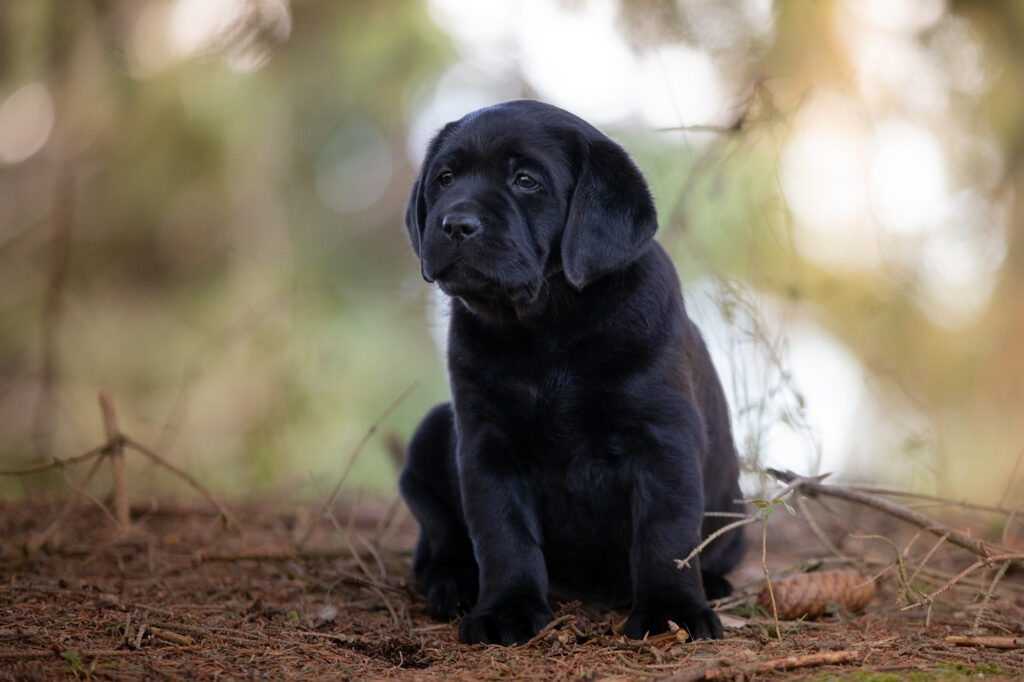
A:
[441,213,482,244]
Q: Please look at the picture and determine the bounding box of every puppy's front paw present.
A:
[624,604,722,641]
[458,600,553,646]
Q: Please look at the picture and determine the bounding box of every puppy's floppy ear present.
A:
[404,177,425,257]
[561,136,658,290]
[405,122,458,260]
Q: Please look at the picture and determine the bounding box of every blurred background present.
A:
[1,0,1022,504]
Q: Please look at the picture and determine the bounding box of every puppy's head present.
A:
[405,99,657,318]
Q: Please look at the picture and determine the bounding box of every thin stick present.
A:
[674,516,759,570]
[0,442,107,476]
[296,382,418,547]
[845,484,1023,517]
[761,514,781,642]
[122,435,239,531]
[675,474,821,570]
[27,453,107,552]
[901,553,1024,610]
[907,532,950,589]
[795,494,846,559]
[971,560,1011,636]
[56,452,120,528]
[98,389,130,529]
[769,469,1006,559]
[850,533,911,600]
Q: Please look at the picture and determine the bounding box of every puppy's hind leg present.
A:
[699,507,747,601]
[399,403,479,620]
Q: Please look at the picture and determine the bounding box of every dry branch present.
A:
[769,469,1010,560]
[845,485,1024,518]
[901,553,1024,611]
[98,389,130,529]
[0,442,107,476]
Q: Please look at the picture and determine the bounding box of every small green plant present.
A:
[60,650,116,679]
[750,497,795,516]
[729,599,770,618]
[60,650,84,674]
[937,661,1012,677]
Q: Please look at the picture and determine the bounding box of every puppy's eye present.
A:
[438,171,454,187]
[513,173,539,190]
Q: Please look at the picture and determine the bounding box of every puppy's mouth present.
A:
[433,261,541,305]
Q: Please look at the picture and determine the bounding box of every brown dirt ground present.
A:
[1,497,1022,681]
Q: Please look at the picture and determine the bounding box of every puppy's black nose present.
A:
[441,214,481,243]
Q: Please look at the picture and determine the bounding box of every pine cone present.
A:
[756,569,876,620]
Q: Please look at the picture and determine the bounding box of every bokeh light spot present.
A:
[316,123,394,215]
[0,83,55,165]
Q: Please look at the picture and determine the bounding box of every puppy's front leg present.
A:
[456,441,553,645]
[625,461,723,641]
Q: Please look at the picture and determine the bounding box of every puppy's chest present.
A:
[495,368,620,445]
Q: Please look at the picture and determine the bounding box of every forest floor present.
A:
[1,494,1023,681]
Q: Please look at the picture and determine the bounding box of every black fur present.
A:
[400,100,746,646]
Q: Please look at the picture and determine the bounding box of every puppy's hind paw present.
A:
[458,600,553,646]
[702,572,734,601]
[426,576,478,621]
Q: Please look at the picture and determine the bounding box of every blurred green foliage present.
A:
[1,0,1023,505]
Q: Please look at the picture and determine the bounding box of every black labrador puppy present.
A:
[400,100,745,646]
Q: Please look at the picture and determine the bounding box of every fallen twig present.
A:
[946,635,1024,649]
[527,614,576,646]
[148,626,194,646]
[664,649,860,681]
